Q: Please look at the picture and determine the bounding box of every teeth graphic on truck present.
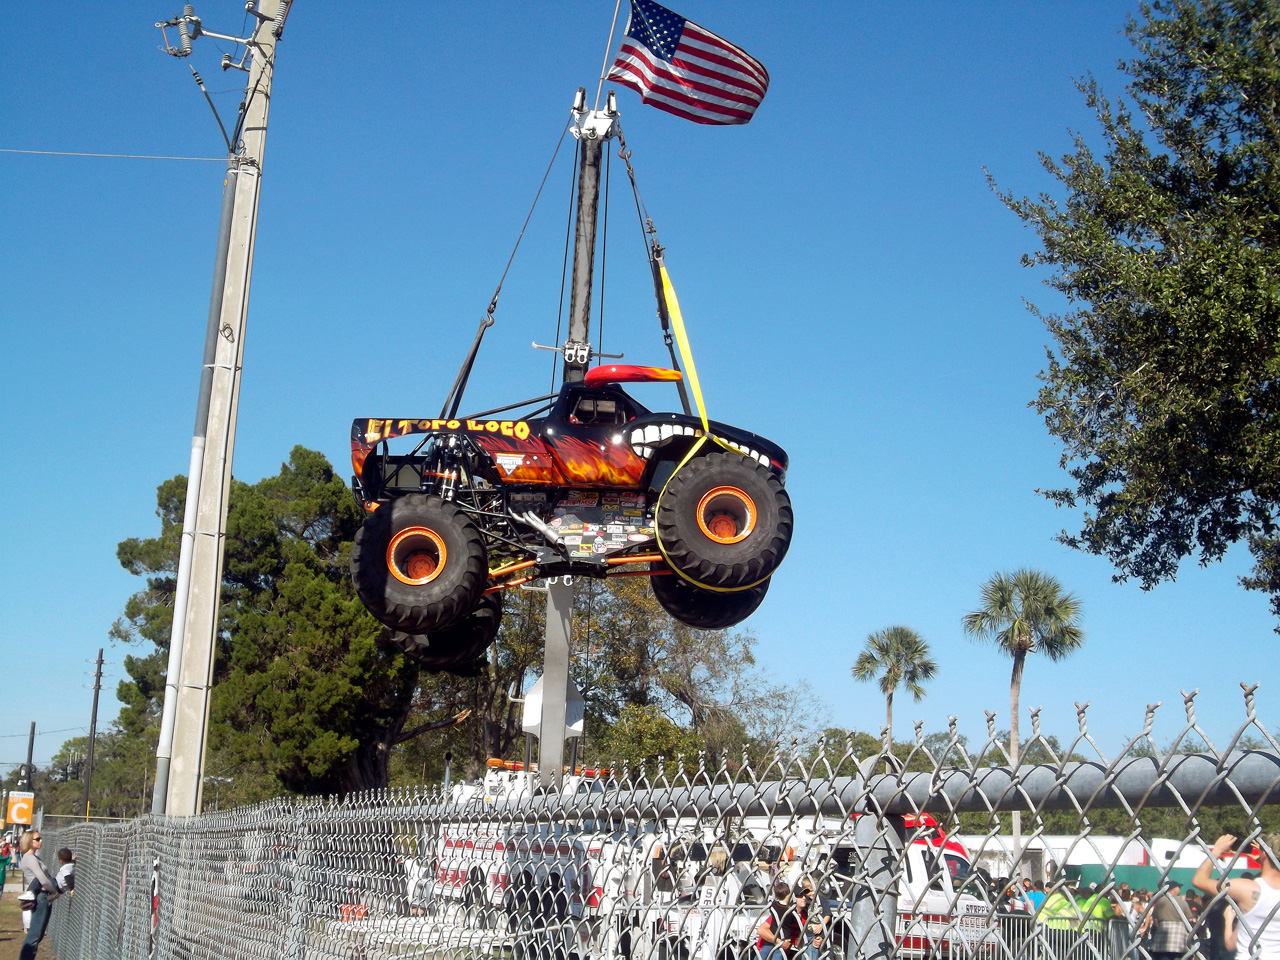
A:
[629,426,773,465]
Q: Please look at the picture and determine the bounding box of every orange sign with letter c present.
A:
[7,791,34,825]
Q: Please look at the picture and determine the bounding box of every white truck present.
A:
[410,761,644,942]
[408,767,996,960]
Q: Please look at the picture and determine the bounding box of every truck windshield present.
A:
[924,849,973,891]
[944,853,971,884]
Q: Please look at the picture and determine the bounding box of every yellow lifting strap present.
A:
[653,265,769,593]
[659,263,710,434]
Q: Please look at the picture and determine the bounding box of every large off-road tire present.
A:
[387,592,502,675]
[649,564,769,629]
[351,494,486,633]
[656,451,792,590]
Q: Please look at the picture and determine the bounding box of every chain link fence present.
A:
[41,686,1280,960]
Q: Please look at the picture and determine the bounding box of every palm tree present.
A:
[851,626,938,743]
[962,568,1083,878]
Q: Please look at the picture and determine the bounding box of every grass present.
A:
[0,867,53,960]
[0,891,29,960]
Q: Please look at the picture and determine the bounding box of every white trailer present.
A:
[957,833,1160,883]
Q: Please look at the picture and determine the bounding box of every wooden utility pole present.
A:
[152,0,287,816]
[82,648,102,820]
[23,723,35,789]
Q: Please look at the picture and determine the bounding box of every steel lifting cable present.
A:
[440,120,574,420]
[649,281,765,592]
[616,124,693,415]
[616,123,656,258]
[489,116,574,323]
[611,127,764,592]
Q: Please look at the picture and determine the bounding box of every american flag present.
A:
[605,0,769,125]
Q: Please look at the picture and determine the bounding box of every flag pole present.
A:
[593,0,626,110]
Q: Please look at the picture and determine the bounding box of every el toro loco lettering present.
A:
[363,418,531,444]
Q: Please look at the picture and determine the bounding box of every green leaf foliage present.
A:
[99,447,421,803]
[963,570,1084,766]
[998,0,1280,624]
[852,625,938,740]
[210,556,417,794]
[594,703,704,772]
[209,447,420,795]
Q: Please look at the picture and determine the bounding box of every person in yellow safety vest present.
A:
[1080,883,1119,932]
[1038,886,1082,929]
[1038,885,1083,960]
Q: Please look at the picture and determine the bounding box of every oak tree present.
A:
[1002,0,1280,622]
[112,448,425,798]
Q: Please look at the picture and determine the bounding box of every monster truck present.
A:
[349,364,792,671]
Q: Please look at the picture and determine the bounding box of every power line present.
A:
[0,148,223,161]
[0,726,86,739]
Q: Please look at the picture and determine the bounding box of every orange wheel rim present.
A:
[696,486,756,544]
[387,526,447,585]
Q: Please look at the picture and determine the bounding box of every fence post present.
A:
[847,811,903,960]
[283,798,310,959]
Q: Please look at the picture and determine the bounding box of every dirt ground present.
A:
[0,870,55,960]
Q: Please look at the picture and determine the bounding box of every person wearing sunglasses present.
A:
[796,879,831,960]
[18,830,61,960]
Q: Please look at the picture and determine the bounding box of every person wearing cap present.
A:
[795,879,830,960]
[1192,833,1280,960]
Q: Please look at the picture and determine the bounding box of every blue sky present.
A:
[1,1,1273,774]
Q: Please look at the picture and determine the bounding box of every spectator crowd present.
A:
[974,832,1280,960]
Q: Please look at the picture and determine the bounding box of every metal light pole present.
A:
[561,89,613,383]
[152,0,288,816]
[537,578,576,790]
[534,90,619,790]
